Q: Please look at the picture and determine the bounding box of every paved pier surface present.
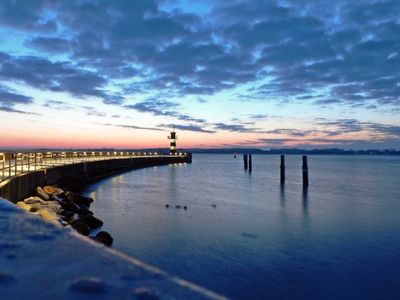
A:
[0,198,226,299]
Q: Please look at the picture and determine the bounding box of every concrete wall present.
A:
[0,197,226,299]
[0,155,190,203]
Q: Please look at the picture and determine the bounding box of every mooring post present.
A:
[249,154,252,173]
[280,155,285,184]
[243,154,248,170]
[302,155,309,188]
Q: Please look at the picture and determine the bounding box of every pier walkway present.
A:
[0,150,188,182]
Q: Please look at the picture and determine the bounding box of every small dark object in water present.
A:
[94,231,113,247]
[71,221,90,236]
[69,276,107,294]
[212,204,217,208]
[184,206,187,210]
[80,215,103,229]
[165,204,170,208]
[133,286,160,300]
[175,205,181,209]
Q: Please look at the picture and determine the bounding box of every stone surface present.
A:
[0,198,227,299]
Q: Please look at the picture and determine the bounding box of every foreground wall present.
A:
[0,198,226,299]
[0,155,191,203]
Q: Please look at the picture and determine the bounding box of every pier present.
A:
[0,150,191,202]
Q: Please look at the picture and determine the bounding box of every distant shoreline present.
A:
[1,148,399,156]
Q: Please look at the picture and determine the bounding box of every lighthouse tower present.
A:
[168,126,178,155]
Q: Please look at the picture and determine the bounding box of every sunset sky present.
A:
[0,0,399,149]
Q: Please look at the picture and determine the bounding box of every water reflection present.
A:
[280,183,285,207]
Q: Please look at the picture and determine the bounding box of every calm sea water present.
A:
[85,155,400,299]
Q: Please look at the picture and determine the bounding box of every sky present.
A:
[0,0,399,150]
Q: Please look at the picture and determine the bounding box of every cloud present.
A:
[0,85,37,114]
[125,97,207,123]
[81,106,106,117]
[158,123,215,133]
[213,122,264,133]
[0,0,398,110]
[98,123,163,132]
[0,51,120,104]
[28,37,72,53]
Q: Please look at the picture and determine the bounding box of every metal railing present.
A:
[0,150,188,182]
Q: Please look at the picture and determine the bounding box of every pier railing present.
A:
[0,151,188,182]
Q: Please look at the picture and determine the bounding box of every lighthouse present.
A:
[168,126,178,155]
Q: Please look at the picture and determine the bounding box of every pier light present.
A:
[73,152,78,157]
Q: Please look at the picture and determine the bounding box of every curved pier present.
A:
[0,151,192,202]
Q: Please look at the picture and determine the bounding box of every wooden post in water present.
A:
[243,154,248,170]
[280,155,285,184]
[248,154,252,173]
[302,155,309,188]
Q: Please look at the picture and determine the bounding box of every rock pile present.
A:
[16,186,113,247]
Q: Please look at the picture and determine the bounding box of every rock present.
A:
[69,277,107,294]
[71,221,90,236]
[65,192,93,207]
[27,202,43,212]
[36,186,50,201]
[77,208,93,216]
[60,210,75,219]
[16,201,31,212]
[61,201,80,213]
[24,196,45,205]
[93,231,113,247]
[44,201,62,213]
[80,215,103,229]
[43,185,64,196]
[36,208,60,225]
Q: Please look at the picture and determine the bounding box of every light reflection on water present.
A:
[86,154,400,299]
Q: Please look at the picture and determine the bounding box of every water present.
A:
[85,155,400,299]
